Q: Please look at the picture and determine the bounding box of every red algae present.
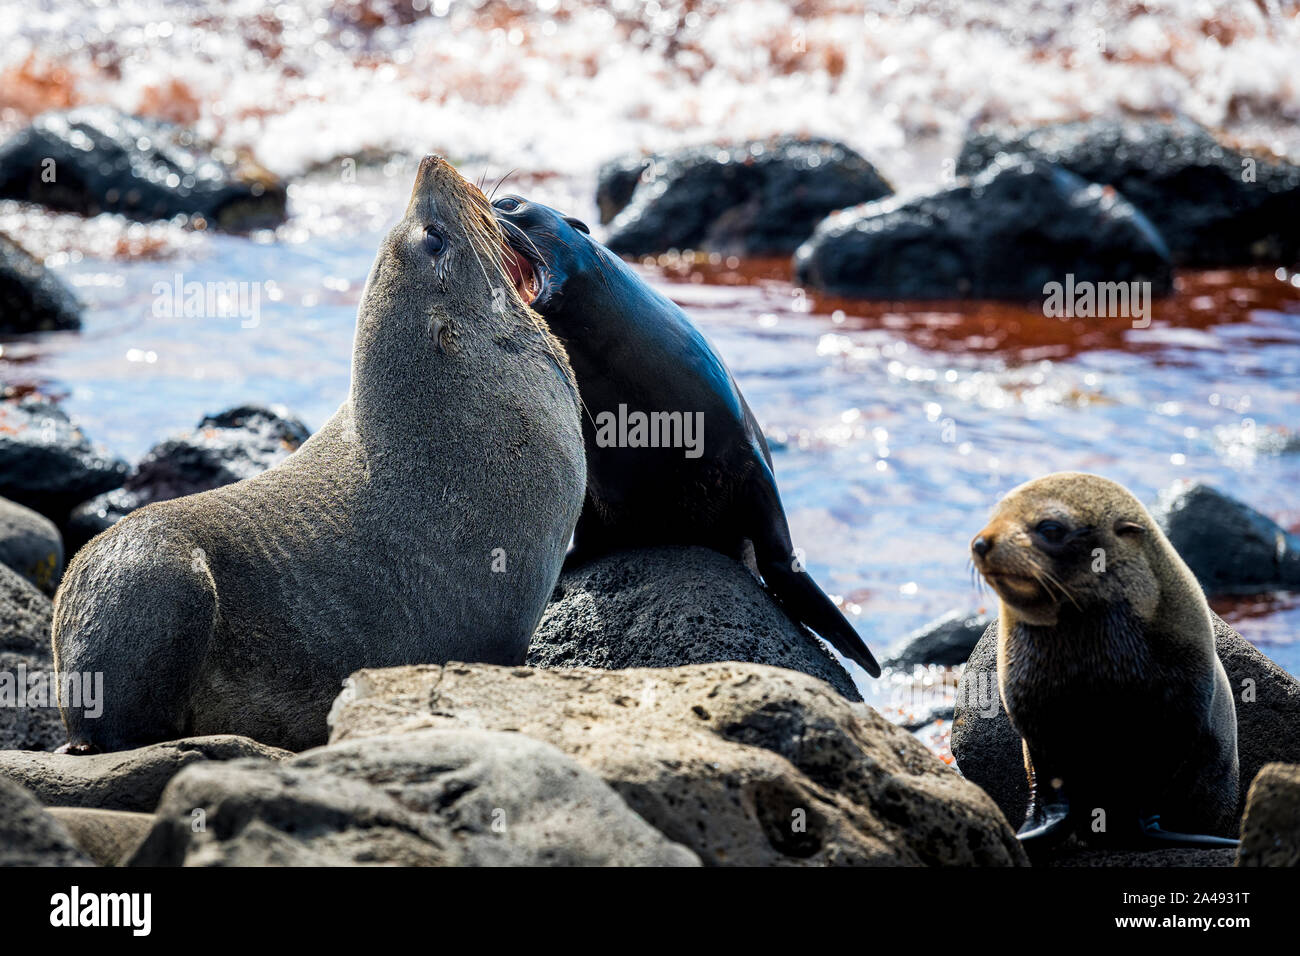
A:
[653,253,1300,360]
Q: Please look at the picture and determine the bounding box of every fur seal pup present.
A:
[970,472,1239,851]
[52,157,585,752]
[491,195,880,677]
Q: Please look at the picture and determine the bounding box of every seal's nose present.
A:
[407,155,457,214]
[971,534,993,558]
[413,154,452,191]
[418,154,449,177]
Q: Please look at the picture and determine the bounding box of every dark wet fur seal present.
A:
[971,472,1239,852]
[52,158,585,752]
[493,194,880,677]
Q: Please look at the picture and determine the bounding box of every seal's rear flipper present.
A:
[1138,815,1240,849]
[761,560,882,678]
[745,467,881,678]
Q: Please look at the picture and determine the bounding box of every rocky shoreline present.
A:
[0,106,1298,867]
[2,652,1296,867]
[2,663,1027,867]
[0,398,1295,867]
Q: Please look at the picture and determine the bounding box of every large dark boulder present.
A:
[796,154,1173,300]
[329,662,1027,866]
[955,116,1300,267]
[601,136,893,256]
[0,398,127,525]
[0,107,287,232]
[0,777,91,867]
[0,496,63,595]
[65,404,309,553]
[595,153,652,224]
[0,234,81,333]
[0,561,63,752]
[1155,483,1300,595]
[952,615,1300,830]
[883,609,992,669]
[529,546,863,700]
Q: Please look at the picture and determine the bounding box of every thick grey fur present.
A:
[52,157,585,752]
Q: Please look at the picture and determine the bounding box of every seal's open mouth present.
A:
[503,243,540,305]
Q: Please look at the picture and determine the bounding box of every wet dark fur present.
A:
[494,195,880,677]
[52,160,585,752]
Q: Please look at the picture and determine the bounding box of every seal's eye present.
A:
[1034,520,1068,544]
[423,227,446,256]
[493,198,520,212]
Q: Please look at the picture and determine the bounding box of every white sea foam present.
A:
[0,0,1296,185]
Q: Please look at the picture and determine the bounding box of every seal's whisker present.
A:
[462,228,498,294]
[590,247,617,297]
[468,226,507,275]
[569,376,597,430]
[500,219,546,268]
[489,169,518,203]
[462,197,512,282]
[1025,561,1080,612]
[1027,566,1056,601]
[540,224,615,297]
[515,228,546,265]
[1036,564,1080,610]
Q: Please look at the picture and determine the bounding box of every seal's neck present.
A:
[546,243,680,342]
[1009,598,1149,685]
[347,301,477,460]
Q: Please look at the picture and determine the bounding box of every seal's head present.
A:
[971,472,1160,626]
[351,157,574,436]
[490,194,599,314]
[360,156,535,330]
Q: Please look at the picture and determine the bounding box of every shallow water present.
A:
[650,256,1300,686]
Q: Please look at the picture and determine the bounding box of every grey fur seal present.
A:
[492,194,880,677]
[971,472,1239,851]
[52,157,586,752]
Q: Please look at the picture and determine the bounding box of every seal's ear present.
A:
[1114,519,1145,536]
[563,216,591,235]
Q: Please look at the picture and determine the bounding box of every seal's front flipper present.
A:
[1017,801,1072,846]
[1017,747,1073,856]
[745,468,881,678]
[53,741,100,756]
[561,544,596,573]
[1137,815,1240,849]
[562,500,611,572]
